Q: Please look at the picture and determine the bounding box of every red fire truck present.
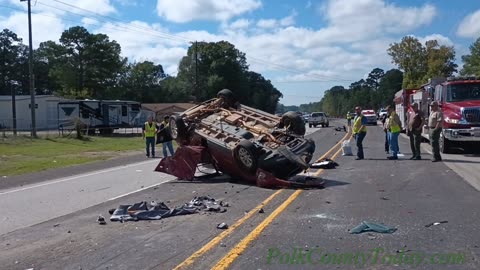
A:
[411,77,480,153]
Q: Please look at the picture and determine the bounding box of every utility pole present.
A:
[192,41,198,101]
[10,82,17,135]
[195,40,199,99]
[21,0,36,137]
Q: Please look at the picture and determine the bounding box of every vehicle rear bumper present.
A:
[444,128,480,141]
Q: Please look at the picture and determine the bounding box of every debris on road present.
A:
[109,196,227,222]
[310,158,339,169]
[53,223,60,227]
[341,140,353,156]
[97,215,107,225]
[349,221,397,234]
[380,196,390,200]
[425,220,448,227]
[259,208,265,213]
[334,126,347,132]
[217,222,228,229]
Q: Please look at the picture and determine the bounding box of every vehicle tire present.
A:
[439,131,452,154]
[309,124,312,128]
[217,89,235,108]
[169,115,187,140]
[326,122,329,127]
[233,140,258,174]
[279,111,305,136]
[314,125,317,128]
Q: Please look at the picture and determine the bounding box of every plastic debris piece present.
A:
[425,220,448,228]
[217,222,228,229]
[97,215,107,225]
[259,208,265,214]
[350,221,397,234]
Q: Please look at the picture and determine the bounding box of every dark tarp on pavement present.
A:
[110,196,227,222]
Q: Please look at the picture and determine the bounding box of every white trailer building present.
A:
[0,95,67,131]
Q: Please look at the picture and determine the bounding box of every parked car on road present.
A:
[308,112,329,128]
[377,109,387,120]
[361,110,377,125]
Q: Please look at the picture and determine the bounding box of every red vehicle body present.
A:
[155,90,324,188]
[412,77,480,153]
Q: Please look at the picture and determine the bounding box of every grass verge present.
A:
[0,135,145,176]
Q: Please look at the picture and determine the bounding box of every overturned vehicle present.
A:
[155,89,324,188]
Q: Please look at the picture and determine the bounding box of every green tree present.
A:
[171,41,282,111]
[0,29,28,96]
[37,26,126,99]
[461,37,480,76]
[388,36,457,88]
[423,40,457,81]
[377,69,403,107]
[366,68,385,91]
[388,36,426,88]
[119,61,166,102]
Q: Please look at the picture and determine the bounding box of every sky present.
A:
[1,0,480,105]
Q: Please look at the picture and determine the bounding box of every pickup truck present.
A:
[308,112,329,128]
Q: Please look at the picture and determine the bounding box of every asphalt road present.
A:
[0,120,479,270]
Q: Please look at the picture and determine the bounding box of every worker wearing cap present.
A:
[407,102,425,160]
[346,112,352,126]
[352,106,367,160]
[428,101,443,162]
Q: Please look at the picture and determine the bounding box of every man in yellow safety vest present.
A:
[385,105,402,160]
[352,106,367,160]
[142,116,159,158]
[346,112,352,126]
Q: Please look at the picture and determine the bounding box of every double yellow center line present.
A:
[174,128,352,270]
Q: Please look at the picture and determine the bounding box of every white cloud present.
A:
[82,17,99,26]
[419,34,454,47]
[155,0,262,23]
[257,19,277,29]
[255,12,296,29]
[322,0,436,38]
[457,10,480,38]
[2,12,65,47]
[229,19,251,30]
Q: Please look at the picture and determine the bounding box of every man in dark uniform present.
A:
[428,101,443,162]
[407,102,425,160]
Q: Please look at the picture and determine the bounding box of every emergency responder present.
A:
[386,105,402,160]
[346,111,352,126]
[407,102,424,160]
[142,116,158,158]
[428,101,443,162]
[381,111,390,154]
[158,115,175,157]
[352,106,367,160]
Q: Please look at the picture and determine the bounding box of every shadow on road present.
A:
[322,179,351,188]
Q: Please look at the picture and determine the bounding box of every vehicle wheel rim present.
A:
[238,147,253,168]
[170,120,178,139]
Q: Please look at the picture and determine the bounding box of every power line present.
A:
[46,0,356,83]
[3,1,356,83]
[47,0,191,43]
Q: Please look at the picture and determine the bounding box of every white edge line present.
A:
[108,181,169,201]
[0,159,159,196]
